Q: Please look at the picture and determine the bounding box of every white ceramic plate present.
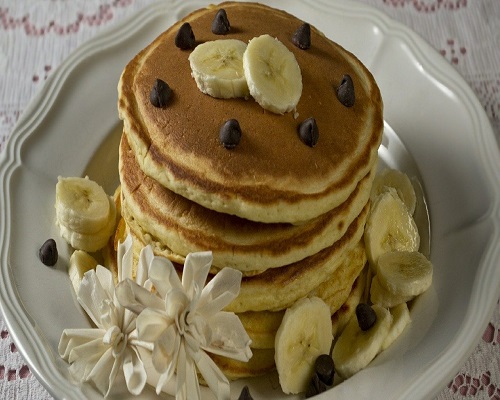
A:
[1,1,499,399]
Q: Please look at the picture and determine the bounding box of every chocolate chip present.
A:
[298,117,319,147]
[292,23,311,50]
[356,303,377,331]
[175,22,196,50]
[305,373,328,398]
[237,385,253,400]
[336,74,355,107]
[211,9,230,35]
[219,119,242,149]
[150,79,172,108]
[315,354,335,386]
[39,239,58,266]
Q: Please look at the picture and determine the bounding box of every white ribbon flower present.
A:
[116,251,252,400]
[58,235,151,396]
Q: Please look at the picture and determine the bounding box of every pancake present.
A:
[118,1,383,224]
[225,207,367,313]
[119,132,374,273]
[238,254,367,349]
[331,265,368,337]
[209,347,276,380]
[103,0,389,386]
[126,204,368,313]
[104,221,366,350]
[210,268,368,380]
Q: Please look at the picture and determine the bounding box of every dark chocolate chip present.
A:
[298,117,319,147]
[356,303,377,331]
[315,354,335,386]
[336,74,355,107]
[175,22,196,50]
[237,385,253,400]
[150,79,172,108]
[211,9,230,35]
[39,239,58,266]
[305,373,328,398]
[219,119,242,149]
[292,23,311,50]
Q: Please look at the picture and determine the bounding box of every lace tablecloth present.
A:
[0,0,499,399]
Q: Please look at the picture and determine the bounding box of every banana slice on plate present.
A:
[371,168,417,215]
[376,250,433,298]
[55,176,117,252]
[332,304,392,379]
[275,296,333,394]
[55,176,110,234]
[243,34,302,114]
[381,303,411,351]
[370,275,413,308]
[58,199,116,252]
[68,250,98,294]
[364,187,420,266]
[189,39,249,99]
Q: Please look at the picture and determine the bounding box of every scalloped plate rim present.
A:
[0,1,499,399]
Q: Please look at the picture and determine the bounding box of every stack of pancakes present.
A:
[114,1,383,379]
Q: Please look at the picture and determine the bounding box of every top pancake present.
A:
[118,1,383,223]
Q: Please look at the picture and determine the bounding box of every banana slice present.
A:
[189,39,249,99]
[332,304,392,379]
[243,34,302,114]
[381,303,411,351]
[376,250,433,298]
[364,187,420,266]
[370,275,412,308]
[68,250,98,294]
[275,297,332,394]
[58,197,117,252]
[371,169,417,215]
[55,176,110,234]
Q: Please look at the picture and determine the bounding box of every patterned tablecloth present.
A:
[0,1,499,399]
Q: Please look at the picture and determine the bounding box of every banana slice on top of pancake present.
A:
[243,34,302,114]
[189,34,302,114]
[189,39,249,99]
